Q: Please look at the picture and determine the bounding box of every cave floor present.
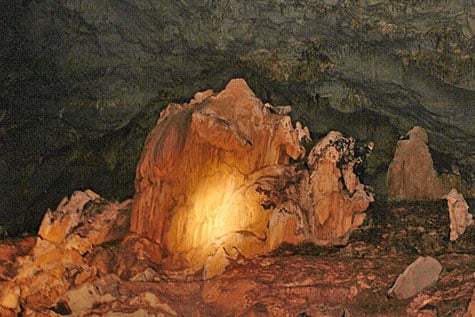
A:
[1,200,474,316]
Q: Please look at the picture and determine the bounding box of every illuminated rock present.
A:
[387,126,446,200]
[129,78,373,278]
[130,78,308,277]
[0,191,132,314]
[39,190,131,246]
[38,190,100,244]
[306,132,374,243]
[444,188,473,241]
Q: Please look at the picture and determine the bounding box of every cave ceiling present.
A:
[0,0,474,234]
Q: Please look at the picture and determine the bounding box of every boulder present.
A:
[387,126,447,200]
[38,190,100,244]
[39,190,131,246]
[444,188,473,241]
[388,256,443,300]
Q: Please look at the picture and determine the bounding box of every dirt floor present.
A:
[1,199,474,316]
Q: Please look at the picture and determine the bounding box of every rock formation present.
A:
[0,190,132,316]
[128,78,373,278]
[467,289,475,317]
[387,126,447,200]
[444,188,474,241]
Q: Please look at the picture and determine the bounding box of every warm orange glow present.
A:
[129,79,372,278]
[165,163,270,271]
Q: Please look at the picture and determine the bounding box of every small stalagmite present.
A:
[444,188,473,241]
[387,126,446,200]
[128,78,373,278]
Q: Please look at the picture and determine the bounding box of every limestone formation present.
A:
[387,126,447,200]
[39,190,131,246]
[306,131,374,243]
[129,78,373,278]
[3,1,475,238]
[0,191,131,316]
[444,188,473,241]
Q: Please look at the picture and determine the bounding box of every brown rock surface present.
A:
[466,288,475,317]
[0,199,474,316]
[129,78,373,277]
[1,81,473,316]
[387,126,447,200]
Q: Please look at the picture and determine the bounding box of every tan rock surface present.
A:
[444,188,474,241]
[39,190,131,246]
[38,190,100,244]
[306,131,374,243]
[387,126,447,200]
[388,256,443,300]
[0,191,132,315]
[129,78,373,277]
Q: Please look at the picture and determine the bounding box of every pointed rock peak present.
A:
[406,126,429,144]
[387,125,446,200]
[224,78,256,97]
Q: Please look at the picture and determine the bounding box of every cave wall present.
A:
[0,0,474,234]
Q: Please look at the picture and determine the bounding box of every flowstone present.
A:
[128,78,373,277]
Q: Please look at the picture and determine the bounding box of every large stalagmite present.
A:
[387,126,447,200]
[129,78,373,277]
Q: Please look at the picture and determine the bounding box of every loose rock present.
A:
[388,256,443,300]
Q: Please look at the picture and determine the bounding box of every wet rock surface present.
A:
[1,0,474,234]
